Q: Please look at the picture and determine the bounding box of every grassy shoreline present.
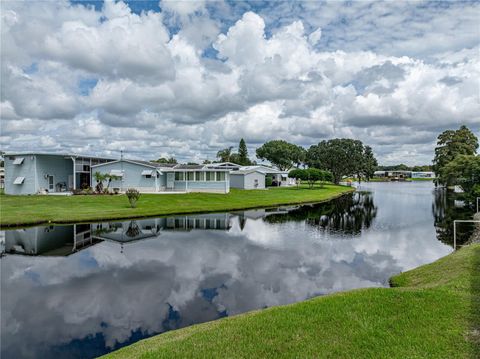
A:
[103,243,479,359]
[0,185,353,228]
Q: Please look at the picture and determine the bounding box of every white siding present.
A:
[230,172,265,190]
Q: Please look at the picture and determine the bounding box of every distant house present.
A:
[373,170,435,180]
[91,160,230,193]
[4,153,113,195]
[411,171,435,179]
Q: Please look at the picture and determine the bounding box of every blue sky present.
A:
[1,0,479,164]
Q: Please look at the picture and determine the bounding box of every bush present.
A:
[125,188,140,208]
[288,168,334,188]
[265,176,273,187]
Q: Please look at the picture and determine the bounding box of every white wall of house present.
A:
[230,171,265,190]
[92,161,160,192]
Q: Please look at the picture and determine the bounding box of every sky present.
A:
[1,0,479,165]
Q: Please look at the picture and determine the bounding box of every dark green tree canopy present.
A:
[256,140,306,171]
[362,146,378,181]
[433,125,478,185]
[153,157,177,164]
[306,138,368,184]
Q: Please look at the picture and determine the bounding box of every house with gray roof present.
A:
[91,160,230,193]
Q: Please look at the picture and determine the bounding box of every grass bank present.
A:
[0,185,353,228]
[103,243,480,359]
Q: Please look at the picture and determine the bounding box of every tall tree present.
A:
[306,138,365,184]
[256,140,305,171]
[433,125,478,185]
[237,138,251,165]
[216,146,234,162]
[363,146,378,181]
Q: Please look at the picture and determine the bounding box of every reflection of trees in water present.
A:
[432,189,474,247]
[263,192,377,235]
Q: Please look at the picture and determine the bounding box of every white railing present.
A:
[453,219,480,249]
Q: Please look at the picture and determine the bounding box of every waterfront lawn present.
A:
[0,185,353,227]
[103,243,480,359]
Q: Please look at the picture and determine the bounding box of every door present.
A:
[48,175,54,191]
[167,173,174,189]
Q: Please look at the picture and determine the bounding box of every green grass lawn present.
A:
[103,243,480,359]
[0,185,353,227]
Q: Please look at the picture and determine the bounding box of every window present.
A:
[216,172,225,181]
[110,170,123,177]
[186,172,194,181]
[13,157,24,165]
[175,172,184,181]
[205,172,215,181]
[195,172,204,181]
[145,174,152,179]
[141,170,153,176]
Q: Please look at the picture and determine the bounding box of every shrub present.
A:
[265,176,273,187]
[125,188,140,208]
[289,169,306,188]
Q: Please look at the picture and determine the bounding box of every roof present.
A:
[205,162,241,169]
[5,152,115,160]
[238,165,287,174]
[91,159,160,169]
[230,169,265,175]
[174,164,205,170]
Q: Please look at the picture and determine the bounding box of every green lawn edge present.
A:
[102,243,480,359]
[0,185,354,228]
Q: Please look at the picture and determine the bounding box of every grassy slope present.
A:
[103,244,480,359]
[0,185,353,227]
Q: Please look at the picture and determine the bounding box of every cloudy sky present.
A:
[1,0,479,165]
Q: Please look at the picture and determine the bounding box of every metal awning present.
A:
[110,170,124,177]
[141,170,154,176]
[13,176,25,184]
[13,157,24,165]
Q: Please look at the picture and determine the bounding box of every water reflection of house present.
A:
[164,213,231,231]
[91,214,232,244]
[91,219,163,244]
[1,214,233,257]
[3,224,101,256]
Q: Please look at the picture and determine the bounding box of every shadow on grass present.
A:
[471,245,480,357]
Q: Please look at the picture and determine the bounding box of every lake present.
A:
[0,182,474,358]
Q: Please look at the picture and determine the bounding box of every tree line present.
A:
[254,138,378,184]
[155,138,379,185]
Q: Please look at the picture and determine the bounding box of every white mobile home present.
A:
[91,160,230,194]
[4,153,113,195]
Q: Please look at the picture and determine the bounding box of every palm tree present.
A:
[216,147,234,162]
[94,172,107,192]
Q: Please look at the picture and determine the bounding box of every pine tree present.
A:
[238,138,251,165]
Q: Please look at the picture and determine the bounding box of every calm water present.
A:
[0,182,473,358]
